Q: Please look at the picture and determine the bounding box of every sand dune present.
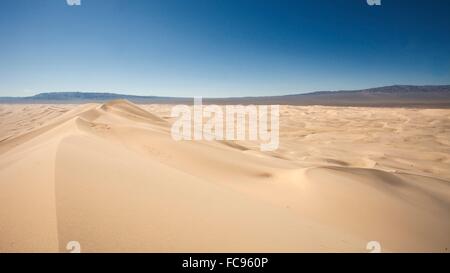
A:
[0,101,449,252]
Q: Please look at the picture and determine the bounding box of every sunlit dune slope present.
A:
[0,100,449,252]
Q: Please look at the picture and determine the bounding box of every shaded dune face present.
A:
[0,101,449,252]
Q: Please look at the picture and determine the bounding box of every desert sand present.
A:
[0,101,449,252]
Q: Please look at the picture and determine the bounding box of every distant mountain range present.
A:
[1,85,450,107]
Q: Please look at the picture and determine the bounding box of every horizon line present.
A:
[2,84,450,100]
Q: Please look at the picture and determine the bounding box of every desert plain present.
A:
[0,101,449,252]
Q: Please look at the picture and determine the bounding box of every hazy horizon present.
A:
[0,83,449,99]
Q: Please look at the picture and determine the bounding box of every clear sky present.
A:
[0,0,449,97]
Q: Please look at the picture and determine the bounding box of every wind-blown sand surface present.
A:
[0,101,449,252]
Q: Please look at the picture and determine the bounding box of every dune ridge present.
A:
[0,101,449,252]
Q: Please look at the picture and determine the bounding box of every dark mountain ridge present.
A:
[1,85,449,107]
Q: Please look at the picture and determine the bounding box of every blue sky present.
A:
[0,0,449,97]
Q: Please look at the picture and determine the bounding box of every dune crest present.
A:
[0,102,449,252]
